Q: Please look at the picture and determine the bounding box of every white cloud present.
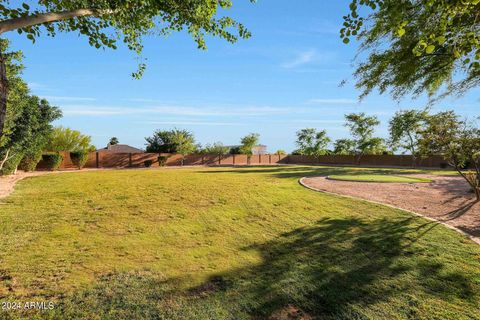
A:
[270,119,344,124]
[61,105,300,117]
[145,121,245,126]
[42,95,97,102]
[28,82,48,90]
[281,50,317,69]
[307,98,358,105]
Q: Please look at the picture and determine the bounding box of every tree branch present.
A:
[0,148,12,170]
[0,9,104,34]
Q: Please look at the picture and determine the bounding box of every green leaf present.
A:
[435,36,446,44]
[425,45,435,54]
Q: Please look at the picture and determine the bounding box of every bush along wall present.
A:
[70,151,89,170]
[42,153,64,171]
[144,160,153,167]
[158,156,169,167]
[19,150,43,172]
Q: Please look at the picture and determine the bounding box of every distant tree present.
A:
[145,129,196,165]
[345,112,387,162]
[341,0,480,101]
[229,146,242,155]
[389,109,429,166]
[294,128,330,157]
[202,142,230,156]
[109,137,119,145]
[275,150,287,156]
[17,98,62,172]
[46,127,95,152]
[145,130,177,153]
[0,1,254,141]
[145,129,195,153]
[333,139,355,155]
[239,133,260,164]
[171,130,197,166]
[418,111,480,201]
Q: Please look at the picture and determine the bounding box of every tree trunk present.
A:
[0,148,10,171]
[0,48,7,141]
[356,153,363,165]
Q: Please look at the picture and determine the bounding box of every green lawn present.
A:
[327,174,432,183]
[0,166,478,319]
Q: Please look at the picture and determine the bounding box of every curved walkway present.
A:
[0,171,51,200]
[300,175,480,245]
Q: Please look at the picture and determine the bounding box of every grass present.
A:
[0,165,478,319]
[327,174,432,183]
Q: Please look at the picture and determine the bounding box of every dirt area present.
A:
[301,175,480,243]
[0,171,52,199]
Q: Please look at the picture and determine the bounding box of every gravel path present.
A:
[301,175,480,243]
[0,171,52,199]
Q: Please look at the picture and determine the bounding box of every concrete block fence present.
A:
[36,151,450,170]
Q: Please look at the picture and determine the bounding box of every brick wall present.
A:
[39,152,451,170]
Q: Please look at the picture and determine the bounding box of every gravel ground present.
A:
[0,171,51,199]
[302,174,480,242]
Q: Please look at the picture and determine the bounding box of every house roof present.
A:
[98,144,144,153]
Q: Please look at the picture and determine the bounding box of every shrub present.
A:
[439,162,449,169]
[19,151,43,172]
[158,156,168,167]
[70,151,89,170]
[0,153,23,175]
[42,153,64,171]
[144,159,153,167]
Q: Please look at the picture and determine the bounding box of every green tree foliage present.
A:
[239,133,259,164]
[171,130,197,165]
[0,0,254,140]
[46,127,95,152]
[341,0,480,101]
[145,129,196,154]
[229,146,241,155]
[0,40,61,174]
[275,150,287,155]
[109,137,119,145]
[202,142,230,155]
[333,139,355,155]
[344,113,387,160]
[146,130,178,153]
[239,133,260,156]
[418,111,480,200]
[294,128,331,156]
[389,109,429,162]
[0,0,253,74]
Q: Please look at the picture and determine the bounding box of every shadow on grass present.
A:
[199,165,444,180]
[23,216,478,319]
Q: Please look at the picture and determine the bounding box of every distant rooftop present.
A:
[98,144,144,153]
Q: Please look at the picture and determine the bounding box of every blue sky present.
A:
[6,0,479,152]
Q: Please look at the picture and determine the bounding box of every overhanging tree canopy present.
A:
[0,0,254,139]
[342,0,480,101]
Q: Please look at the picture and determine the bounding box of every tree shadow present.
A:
[440,202,477,221]
[17,217,478,319]
[199,165,432,180]
[200,216,476,318]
